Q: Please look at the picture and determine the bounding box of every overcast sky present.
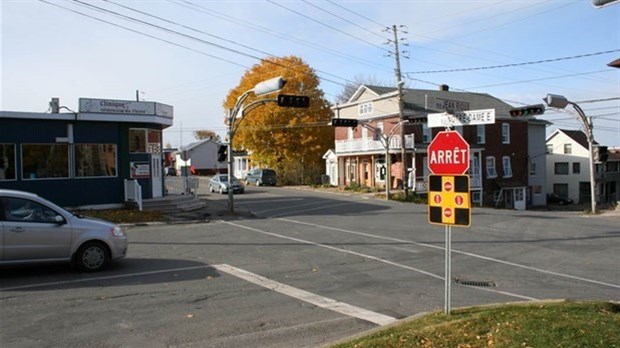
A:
[2,0,619,148]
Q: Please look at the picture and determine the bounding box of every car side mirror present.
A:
[54,215,65,224]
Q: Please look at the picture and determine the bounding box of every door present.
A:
[151,154,163,198]
[514,187,526,211]
[1,197,72,261]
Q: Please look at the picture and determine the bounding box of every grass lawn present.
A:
[331,300,619,348]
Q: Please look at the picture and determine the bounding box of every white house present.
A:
[546,129,594,204]
[176,138,226,175]
[322,149,338,186]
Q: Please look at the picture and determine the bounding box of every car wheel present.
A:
[74,241,109,272]
[209,185,214,193]
[256,180,261,186]
[219,187,224,194]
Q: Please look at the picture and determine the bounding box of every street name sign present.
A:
[428,109,495,128]
[427,131,470,175]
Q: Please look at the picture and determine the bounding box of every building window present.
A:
[502,123,510,144]
[75,144,117,178]
[547,144,553,154]
[0,144,16,180]
[422,123,431,143]
[572,162,580,174]
[129,129,147,153]
[530,162,536,176]
[564,144,572,154]
[358,102,373,115]
[22,144,69,179]
[502,156,512,178]
[486,156,497,178]
[476,125,485,144]
[554,162,569,175]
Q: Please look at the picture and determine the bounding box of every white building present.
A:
[546,129,593,204]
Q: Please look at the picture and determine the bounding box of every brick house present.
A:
[331,85,549,209]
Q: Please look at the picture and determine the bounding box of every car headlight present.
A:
[111,226,126,237]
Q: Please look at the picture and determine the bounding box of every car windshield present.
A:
[218,175,239,182]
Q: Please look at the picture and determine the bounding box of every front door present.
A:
[151,154,163,198]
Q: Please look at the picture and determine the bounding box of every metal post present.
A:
[227,109,234,214]
[571,103,597,214]
[445,225,452,315]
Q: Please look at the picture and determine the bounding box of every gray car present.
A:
[209,174,245,194]
[245,168,277,186]
[0,189,128,272]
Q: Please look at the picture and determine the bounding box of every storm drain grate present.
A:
[453,278,496,288]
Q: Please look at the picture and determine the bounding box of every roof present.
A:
[548,129,599,149]
[179,138,221,152]
[351,84,514,116]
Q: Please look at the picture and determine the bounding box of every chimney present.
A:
[50,98,60,113]
[439,84,449,91]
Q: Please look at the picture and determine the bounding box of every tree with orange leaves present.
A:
[223,56,334,184]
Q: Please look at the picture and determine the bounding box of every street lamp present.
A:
[226,76,286,213]
[543,94,597,214]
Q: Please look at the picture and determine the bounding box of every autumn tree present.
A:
[223,56,334,185]
[193,129,221,142]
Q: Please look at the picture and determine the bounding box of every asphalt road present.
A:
[1,186,619,347]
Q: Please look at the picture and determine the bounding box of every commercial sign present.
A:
[428,109,495,128]
[79,98,173,118]
[130,162,150,179]
[427,131,470,175]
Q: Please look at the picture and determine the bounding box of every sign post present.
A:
[427,131,471,315]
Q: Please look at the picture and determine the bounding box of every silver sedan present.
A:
[0,189,128,272]
[208,174,245,194]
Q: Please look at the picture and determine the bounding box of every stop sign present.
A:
[427,131,470,175]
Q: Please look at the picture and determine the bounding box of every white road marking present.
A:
[0,265,212,292]
[221,221,537,301]
[214,263,397,326]
[277,217,620,290]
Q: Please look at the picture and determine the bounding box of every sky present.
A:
[2,0,619,149]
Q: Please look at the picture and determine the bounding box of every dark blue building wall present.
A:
[0,118,161,207]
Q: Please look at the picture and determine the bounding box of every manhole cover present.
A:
[454,278,496,287]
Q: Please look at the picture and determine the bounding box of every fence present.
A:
[165,176,200,196]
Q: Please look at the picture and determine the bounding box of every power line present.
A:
[38,0,248,68]
[406,50,620,74]
[462,69,612,90]
[170,0,390,71]
[265,0,388,53]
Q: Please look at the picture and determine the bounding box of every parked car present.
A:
[245,168,277,186]
[547,193,574,205]
[0,189,127,272]
[209,174,245,194]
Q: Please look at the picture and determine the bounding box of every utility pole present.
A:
[387,25,409,197]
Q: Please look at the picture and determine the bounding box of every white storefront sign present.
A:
[79,98,173,118]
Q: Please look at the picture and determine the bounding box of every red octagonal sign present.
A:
[428,131,470,175]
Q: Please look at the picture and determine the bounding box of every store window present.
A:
[0,144,16,180]
[75,144,117,177]
[130,129,161,153]
[22,144,69,179]
[129,129,146,153]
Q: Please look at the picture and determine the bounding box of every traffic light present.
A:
[217,145,227,162]
[594,145,608,162]
[509,104,545,117]
[330,118,358,127]
[277,94,310,108]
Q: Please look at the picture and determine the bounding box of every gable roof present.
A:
[348,84,514,116]
[180,138,220,152]
[548,129,599,149]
